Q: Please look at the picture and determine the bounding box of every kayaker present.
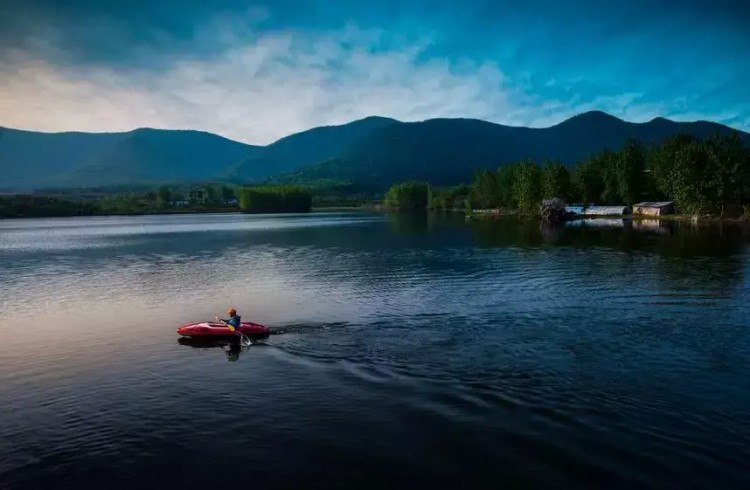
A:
[216,308,241,331]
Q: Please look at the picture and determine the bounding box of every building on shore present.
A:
[633,201,675,216]
[582,205,631,216]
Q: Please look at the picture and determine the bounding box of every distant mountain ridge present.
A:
[61,128,259,187]
[221,116,398,182]
[0,117,399,190]
[281,112,750,189]
[1,112,748,190]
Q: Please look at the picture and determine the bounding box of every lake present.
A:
[1,212,749,489]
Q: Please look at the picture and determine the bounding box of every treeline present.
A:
[383,182,470,210]
[293,179,380,207]
[92,184,238,214]
[0,195,98,218]
[431,185,471,210]
[238,185,312,213]
[384,182,430,210]
[0,184,240,218]
[469,133,750,216]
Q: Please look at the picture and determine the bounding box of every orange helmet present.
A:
[227,308,237,316]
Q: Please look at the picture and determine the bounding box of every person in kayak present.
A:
[216,308,241,331]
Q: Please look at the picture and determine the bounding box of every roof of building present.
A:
[584,205,631,215]
[634,201,674,208]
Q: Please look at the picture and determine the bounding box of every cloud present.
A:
[0,22,527,144]
[1,6,748,144]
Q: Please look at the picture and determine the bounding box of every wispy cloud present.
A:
[1,20,529,144]
[1,6,748,143]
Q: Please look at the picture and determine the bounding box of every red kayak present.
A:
[177,321,270,339]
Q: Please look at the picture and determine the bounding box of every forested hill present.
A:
[280,112,750,190]
[0,117,397,190]
[1,112,748,190]
[0,126,261,189]
[221,116,398,182]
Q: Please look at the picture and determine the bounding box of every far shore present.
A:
[0,205,377,220]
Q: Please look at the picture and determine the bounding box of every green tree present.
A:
[542,160,572,201]
[594,151,620,204]
[513,160,543,212]
[221,185,235,201]
[470,169,500,209]
[647,134,696,199]
[573,158,603,204]
[158,185,171,207]
[671,140,714,215]
[384,182,431,210]
[704,132,750,210]
[616,139,647,205]
[497,164,520,207]
[238,186,312,213]
[204,185,218,204]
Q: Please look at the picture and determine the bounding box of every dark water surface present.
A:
[1,213,749,489]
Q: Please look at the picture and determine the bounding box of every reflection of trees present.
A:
[653,223,747,296]
[469,217,749,295]
[470,218,748,259]
[469,218,544,248]
[28,214,746,316]
[656,222,746,258]
[384,211,468,236]
[387,212,433,235]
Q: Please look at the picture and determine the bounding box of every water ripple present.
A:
[1,213,749,488]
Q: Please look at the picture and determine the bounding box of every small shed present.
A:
[583,205,631,216]
[633,201,675,216]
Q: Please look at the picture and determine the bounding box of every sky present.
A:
[0,0,748,144]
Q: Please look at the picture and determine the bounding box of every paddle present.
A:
[214,314,252,347]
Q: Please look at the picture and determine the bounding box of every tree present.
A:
[596,151,620,204]
[430,185,470,210]
[221,185,235,201]
[647,134,696,200]
[513,160,543,212]
[704,132,750,210]
[616,139,647,205]
[671,140,713,215]
[471,169,500,209]
[158,185,171,207]
[204,185,218,204]
[238,186,312,213]
[573,157,605,205]
[384,182,431,210]
[542,160,572,201]
[497,164,520,207]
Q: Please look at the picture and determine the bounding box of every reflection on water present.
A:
[632,219,673,234]
[177,337,265,362]
[567,217,627,228]
[1,212,749,489]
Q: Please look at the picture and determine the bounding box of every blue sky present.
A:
[0,0,748,143]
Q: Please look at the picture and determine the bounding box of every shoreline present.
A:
[0,206,376,220]
[0,208,241,220]
[466,211,750,224]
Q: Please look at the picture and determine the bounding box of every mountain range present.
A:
[1,112,748,191]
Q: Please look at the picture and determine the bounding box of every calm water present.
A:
[1,212,749,489]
